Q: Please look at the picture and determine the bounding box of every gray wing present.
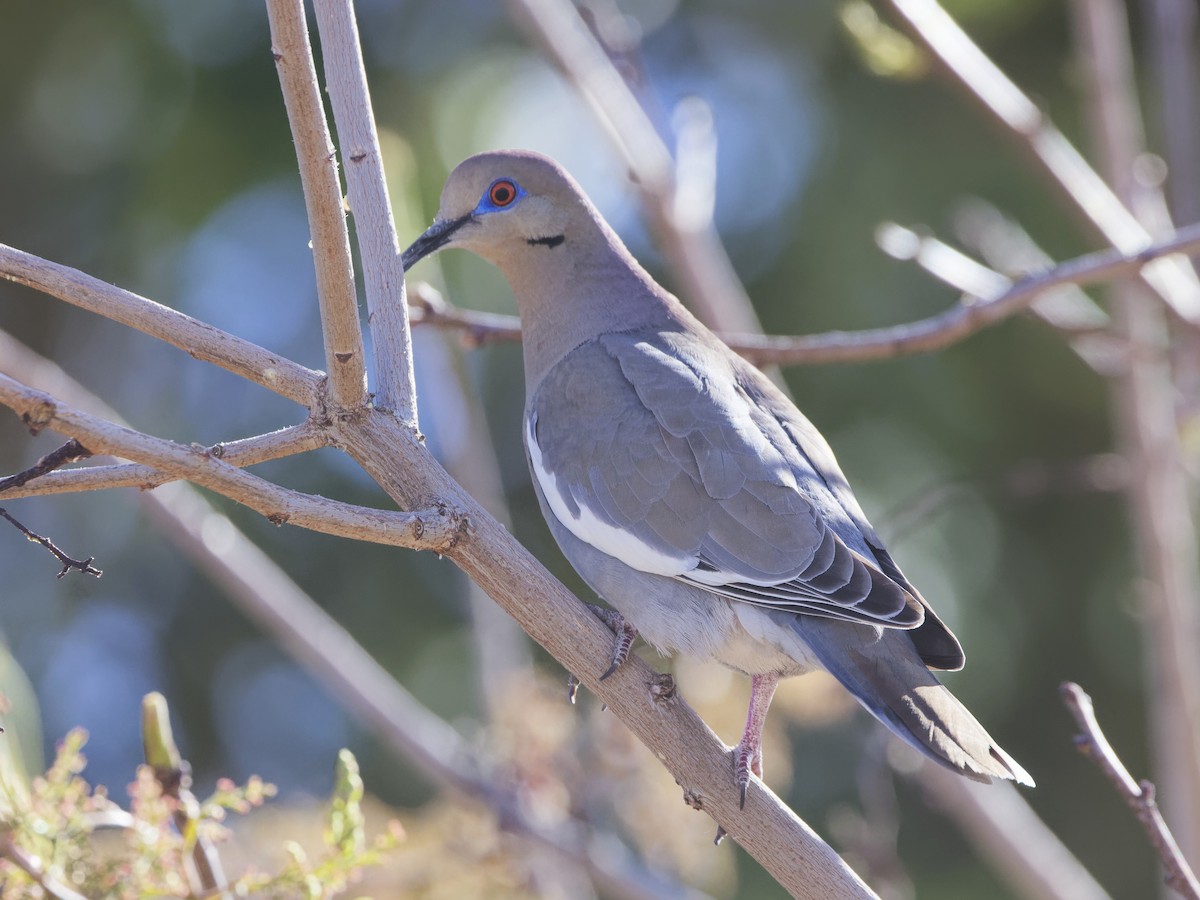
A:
[526,331,924,630]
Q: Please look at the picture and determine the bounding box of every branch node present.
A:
[21,398,55,435]
[650,672,677,703]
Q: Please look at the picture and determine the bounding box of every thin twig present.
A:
[0,373,467,553]
[0,508,101,578]
[1061,683,1200,900]
[409,224,1200,365]
[265,0,367,410]
[0,423,327,500]
[0,439,91,494]
[951,200,1120,375]
[0,244,322,408]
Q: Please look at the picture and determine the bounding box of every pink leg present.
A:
[733,673,780,808]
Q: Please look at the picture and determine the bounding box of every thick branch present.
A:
[0,374,464,553]
[265,0,367,409]
[881,0,1200,323]
[0,244,321,407]
[311,0,418,422]
[1062,683,1200,899]
[338,413,876,900]
[410,225,1200,365]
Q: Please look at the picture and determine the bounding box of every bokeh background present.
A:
[0,0,1190,897]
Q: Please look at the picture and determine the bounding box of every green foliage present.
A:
[0,725,401,899]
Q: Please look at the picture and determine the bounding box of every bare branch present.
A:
[409,224,1200,365]
[881,0,1200,323]
[311,0,417,422]
[0,508,102,578]
[0,439,92,494]
[0,424,326,500]
[338,413,878,899]
[0,373,466,553]
[265,0,367,410]
[0,244,322,407]
[951,200,1121,375]
[1062,683,1200,900]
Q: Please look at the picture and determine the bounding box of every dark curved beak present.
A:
[401,214,473,271]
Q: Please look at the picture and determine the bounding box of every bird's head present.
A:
[402,150,596,274]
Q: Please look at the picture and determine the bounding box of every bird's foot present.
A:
[732,739,764,810]
[591,606,638,680]
[564,607,639,700]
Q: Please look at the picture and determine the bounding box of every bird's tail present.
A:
[793,618,1034,786]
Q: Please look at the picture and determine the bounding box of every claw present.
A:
[714,826,727,845]
[592,606,637,681]
[566,673,580,704]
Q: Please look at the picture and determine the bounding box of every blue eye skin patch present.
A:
[473,178,527,214]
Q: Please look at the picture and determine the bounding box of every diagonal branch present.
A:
[265,0,367,410]
[0,244,323,407]
[0,373,465,553]
[1062,683,1200,900]
[880,0,1200,323]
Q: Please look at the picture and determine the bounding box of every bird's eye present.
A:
[488,179,518,207]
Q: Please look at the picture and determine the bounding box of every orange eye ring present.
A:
[489,179,518,207]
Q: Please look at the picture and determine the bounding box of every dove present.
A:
[402,149,1032,802]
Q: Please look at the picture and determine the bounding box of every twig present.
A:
[0,439,91,494]
[880,0,1200,323]
[0,244,322,408]
[0,423,327,500]
[1061,683,1200,899]
[951,200,1120,375]
[409,224,1200,365]
[311,0,417,422]
[0,373,467,553]
[265,0,367,410]
[0,831,88,900]
[0,508,102,578]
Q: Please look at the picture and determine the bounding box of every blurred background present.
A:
[0,0,1194,897]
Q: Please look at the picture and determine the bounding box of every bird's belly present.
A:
[533,476,819,677]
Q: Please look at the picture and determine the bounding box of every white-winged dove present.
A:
[402,150,1033,802]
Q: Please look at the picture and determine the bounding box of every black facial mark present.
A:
[526,234,565,249]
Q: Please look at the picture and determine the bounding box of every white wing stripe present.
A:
[526,416,694,578]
